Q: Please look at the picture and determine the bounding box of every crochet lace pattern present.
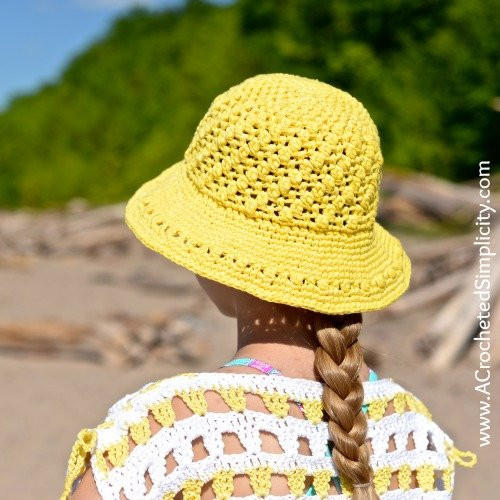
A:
[61,373,476,500]
[125,74,411,315]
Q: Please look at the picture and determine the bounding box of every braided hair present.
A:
[314,313,379,500]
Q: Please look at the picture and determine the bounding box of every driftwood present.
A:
[388,268,468,315]
[57,225,130,255]
[0,321,89,347]
[426,223,500,371]
[0,311,211,367]
[0,321,99,362]
[377,171,500,371]
[402,233,476,289]
[381,171,500,221]
[0,203,129,258]
[2,172,498,259]
[0,171,498,369]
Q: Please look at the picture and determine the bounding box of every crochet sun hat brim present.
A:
[125,160,411,315]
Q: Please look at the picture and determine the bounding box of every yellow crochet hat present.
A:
[125,73,411,314]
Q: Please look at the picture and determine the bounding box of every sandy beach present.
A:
[0,237,496,499]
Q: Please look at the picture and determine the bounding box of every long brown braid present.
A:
[314,312,379,500]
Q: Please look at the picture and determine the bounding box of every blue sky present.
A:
[0,0,230,110]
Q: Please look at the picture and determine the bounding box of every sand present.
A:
[0,244,496,499]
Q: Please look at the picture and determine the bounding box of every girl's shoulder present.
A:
[102,371,436,415]
[98,371,439,429]
[61,372,477,500]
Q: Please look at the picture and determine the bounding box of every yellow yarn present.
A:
[285,468,307,497]
[172,372,197,378]
[212,470,235,499]
[60,374,479,499]
[368,398,388,421]
[129,416,151,445]
[122,401,133,412]
[312,469,332,498]
[248,466,273,497]
[139,379,165,394]
[94,449,109,476]
[177,388,208,416]
[150,398,175,427]
[397,463,412,490]
[60,428,96,500]
[447,445,478,467]
[441,439,478,493]
[373,466,393,495]
[416,464,435,492]
[261,390,290,418]
[414,398,433,420]
[393,392,407,413]
[339,474,354,497]
[301,398,323,424]
[106,436,129,468]
[442,465,454,492]
[125,73,411,315]
[368,392,434,421]
[96,421,114,430]
[181,479,203,500]
[217,386,247,412]
[406,393,433,419]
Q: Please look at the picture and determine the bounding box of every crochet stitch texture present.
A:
[61,373,477,499]
[125,73,411,315]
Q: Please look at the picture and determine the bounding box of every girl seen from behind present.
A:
[62,73,477,500]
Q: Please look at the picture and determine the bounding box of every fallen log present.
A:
[405,232,474,262]
[382,171,500,221]
[56,225,130,255]
[388,268,468,315]
[0,321,97,361]
[0,320,89,346]
[427,224,500,371]
[63,203,125,234]
[0,310,211,367]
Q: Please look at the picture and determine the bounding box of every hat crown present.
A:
[184,73,382,233]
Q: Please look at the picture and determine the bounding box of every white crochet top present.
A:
[61,372,476,500]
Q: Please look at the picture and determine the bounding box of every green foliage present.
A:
[0,0,498,207]
[240,0,499,180]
